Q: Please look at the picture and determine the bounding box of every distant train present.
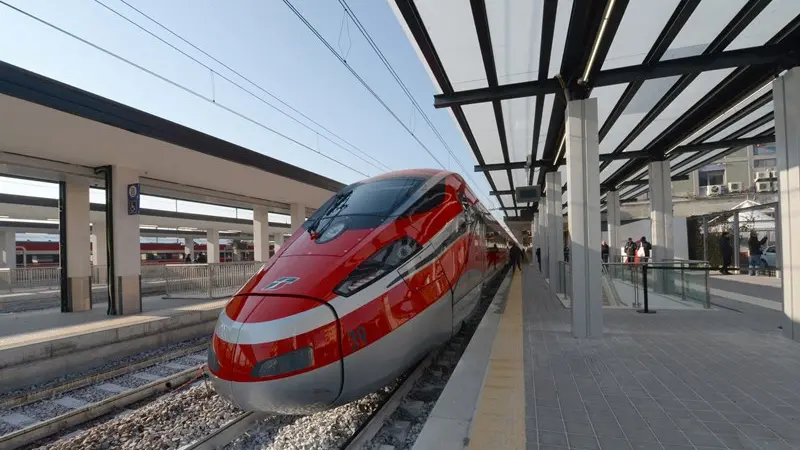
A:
[12,242,273,267]
[208,169,513,414]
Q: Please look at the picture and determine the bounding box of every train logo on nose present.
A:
[262,276,300,291]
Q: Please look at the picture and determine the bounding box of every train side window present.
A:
[458,192,476,224]
[401,180,446,217]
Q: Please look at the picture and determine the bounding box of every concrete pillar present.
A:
[530,212,538,266]
[0,230,15,268]
[273,233,285,255]
[565,98,603,338]
[607,190,621,263]
[207,229,219,264]
[733,213,741,271]
[290,203,306,233]
[91,222,107,283]
[648,160,674,294]
[253,205,270,262]
[774,67,800,341]
[64,178,92,312]
[545,171,563,290]
[110,166,141,315]
[183,236,195,261]
[539,196,549,277]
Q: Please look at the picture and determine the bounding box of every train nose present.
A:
[208,295,343,414]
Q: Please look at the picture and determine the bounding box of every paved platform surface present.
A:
[0,296,222,348]
[467,266,800,450]
[708,275,781,304]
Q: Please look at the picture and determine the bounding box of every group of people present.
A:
[599,237,651,264]
[718,230,768,275]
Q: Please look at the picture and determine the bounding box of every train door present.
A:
[451,191,483,331]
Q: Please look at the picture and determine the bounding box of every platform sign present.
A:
[515,185,540,203]
[127,183,140,215]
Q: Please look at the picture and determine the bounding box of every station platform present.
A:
[415,266,800,450]
[0,296,224,391]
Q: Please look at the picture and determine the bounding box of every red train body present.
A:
[208,169,513,414]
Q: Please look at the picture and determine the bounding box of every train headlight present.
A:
[334,237,421,297]
[251,346,314,378]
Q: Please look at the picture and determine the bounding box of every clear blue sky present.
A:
[0,0,501,218]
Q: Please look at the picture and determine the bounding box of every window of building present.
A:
[753,158,777,168]
[698,164,725,187]
[754,144,776,155]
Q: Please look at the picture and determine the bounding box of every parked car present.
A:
[761,245,777,269]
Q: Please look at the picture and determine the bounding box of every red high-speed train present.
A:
[208,169,513,414]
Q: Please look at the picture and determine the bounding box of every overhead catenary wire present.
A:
[336,0,501,210]
[0,1,371,178]
[280,0,448,171]
[91,0,389,175]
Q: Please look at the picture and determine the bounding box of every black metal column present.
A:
[58,181,69,312]
[96,166,117,315]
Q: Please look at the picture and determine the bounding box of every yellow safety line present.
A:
[469,271,526,449]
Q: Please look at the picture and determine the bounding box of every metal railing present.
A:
[0,267,62,292]
[602,259,711,309]
[164,262,265,299]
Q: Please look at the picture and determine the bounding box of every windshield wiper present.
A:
[307,191,352,238]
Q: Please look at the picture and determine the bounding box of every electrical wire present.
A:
[337,0,500,210]
[0,0,369,178]
[93,0,390,174]
[280,0,447,172]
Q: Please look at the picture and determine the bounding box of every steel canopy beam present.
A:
[618,175,689,187]
[475,134,776,173]
[434,44,791,108]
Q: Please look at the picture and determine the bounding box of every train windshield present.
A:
[305,177,425,236]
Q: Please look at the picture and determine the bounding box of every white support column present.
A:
[273,231,284,254]
[290,203,306,233]
[539,197,549,277]
[110,166,141,315]
[648,160,674,294]
[607,190,621,264]
[530,212,538,266]
[565,98,603,338]
[253,205,270,262]
[545,171,563,290]
[774,67,800,342]
[64,178,92,312]
[183,236,195,261]
[0,230,15,268]
[91,222,107,283]
[206,229,220,264]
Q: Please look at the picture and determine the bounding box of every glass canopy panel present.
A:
[622,69,736,152]
[462,102,504,164]
[665,0,747,58]
[486,0,544,83]
[600,0,681,70]
[726,0,800,51]
[415,0,487,91]
[547,0,575,78]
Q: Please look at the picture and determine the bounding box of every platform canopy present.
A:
[389,0,800,219]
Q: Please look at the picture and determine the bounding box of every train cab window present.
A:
[401,180,446,217]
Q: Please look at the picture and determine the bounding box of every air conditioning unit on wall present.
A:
[756,181,772,193]
[706,185,723,196]
[727,182,742,193]
[754,171,770,181]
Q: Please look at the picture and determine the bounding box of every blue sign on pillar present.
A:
[127,183,140,215]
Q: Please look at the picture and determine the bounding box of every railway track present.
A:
[0,348,208,449]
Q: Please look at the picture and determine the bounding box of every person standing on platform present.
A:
[748,231,768,276]
[719,231,733,275]
[624,238,637,264]
[535,247,541,272]
[601,240,609,263]
[509,245,523,272]
[640,237,652,263]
